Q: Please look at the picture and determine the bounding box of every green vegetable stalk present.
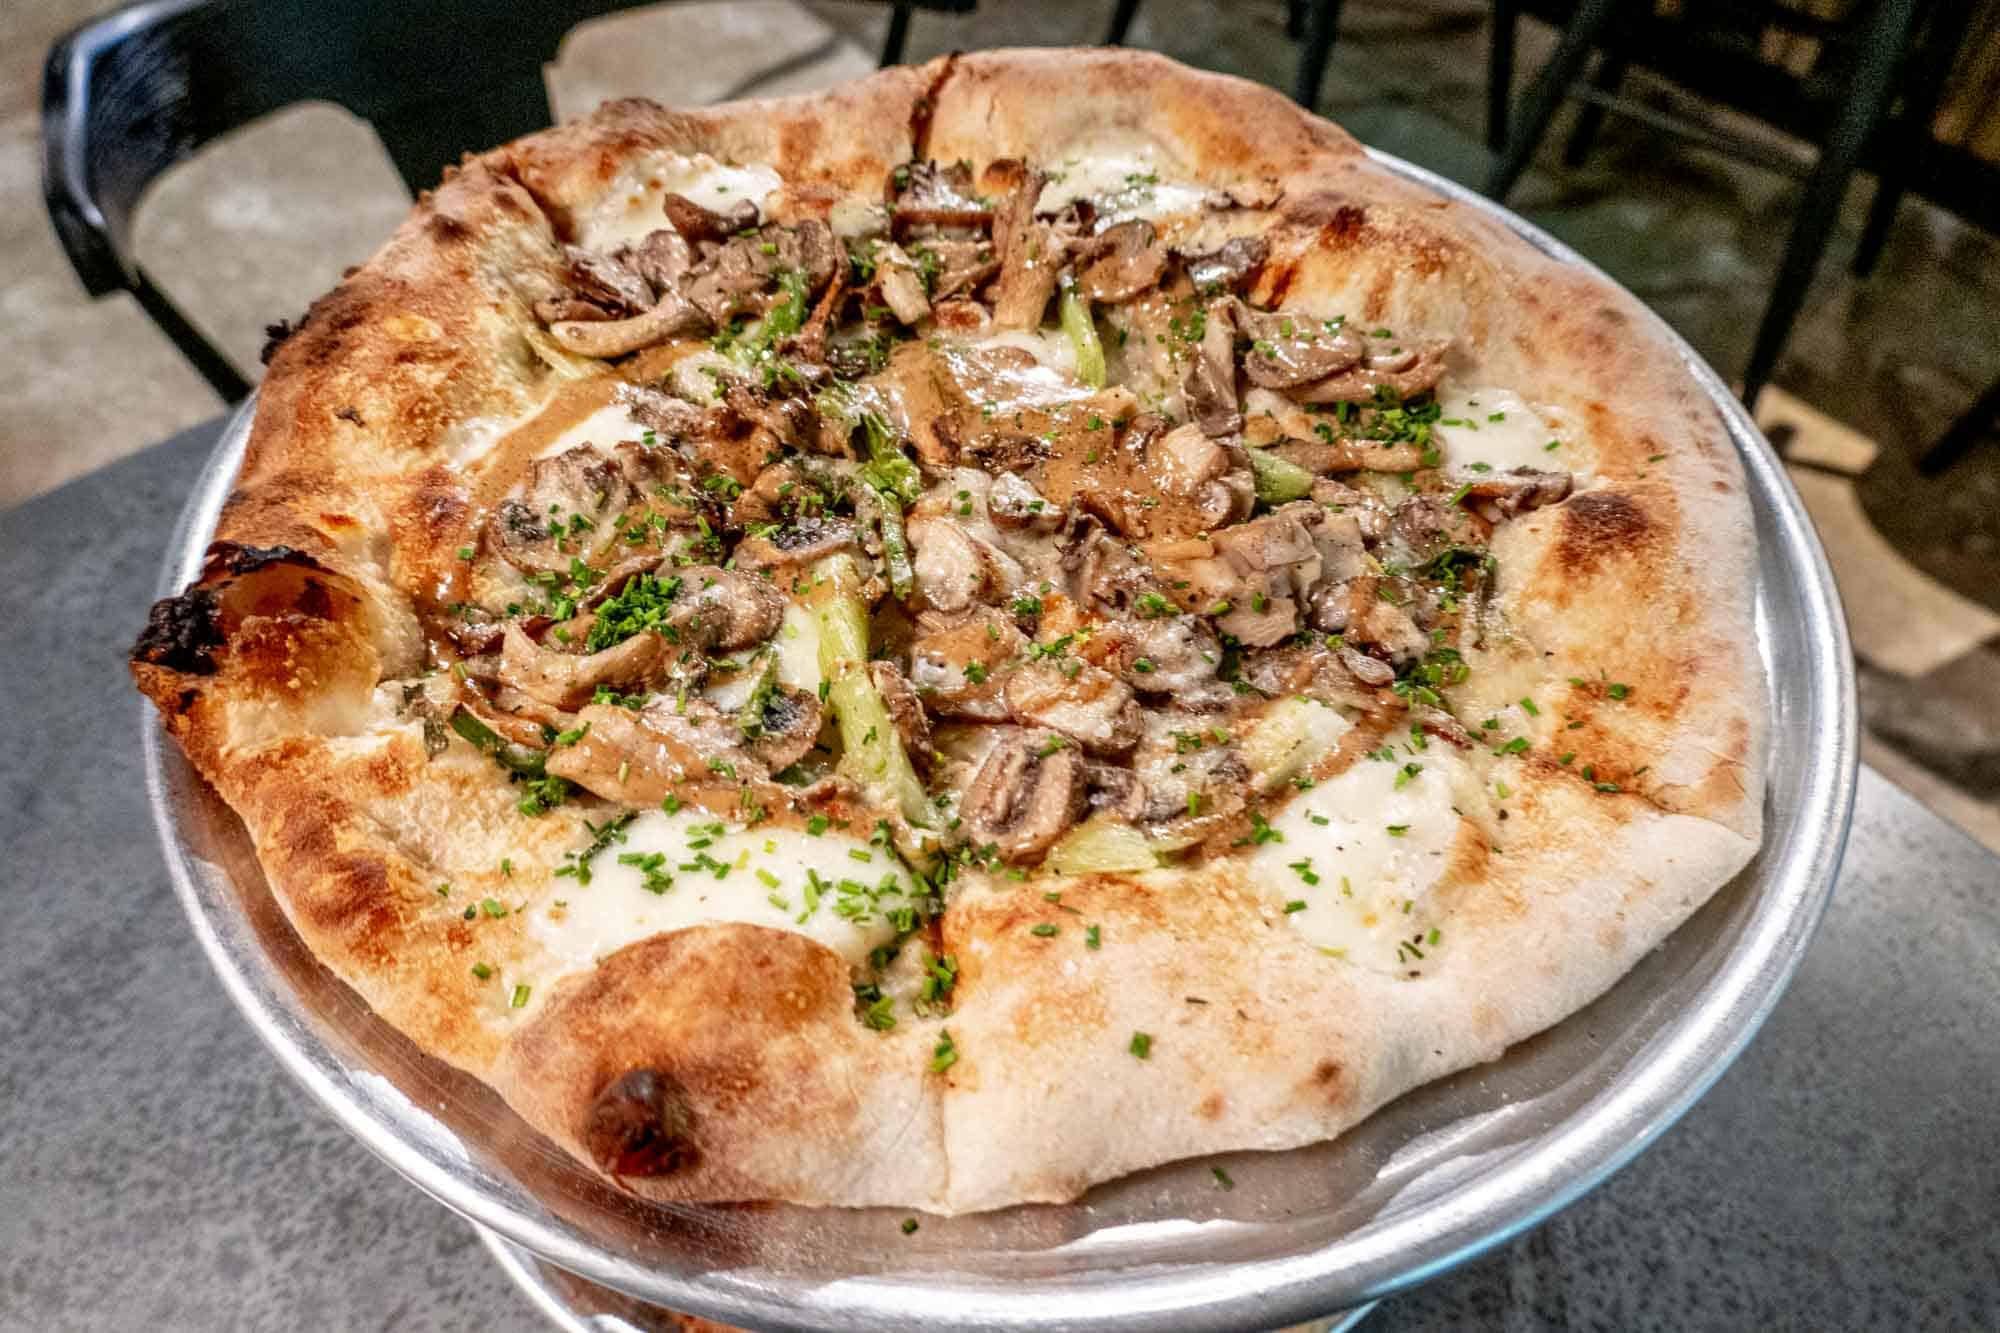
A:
[1246,447,1315,504]
[1060,282,1106,389]
[808,554,931,826]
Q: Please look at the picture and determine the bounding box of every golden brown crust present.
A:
[133,49,1764,1214]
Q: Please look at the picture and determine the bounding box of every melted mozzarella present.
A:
[773,601,823,693]
[1037,143,1211,223]
[528,810,913,986]
[534,401,648,459]
[1253,750,1469,972]
[576,152,783,252]
[1432,386,1567,472]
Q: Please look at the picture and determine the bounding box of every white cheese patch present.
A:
[1432,386,1566,473]
[773,601,823,694]
[533,401,649,459]
[1254,750,1469,972]
[1038,142,1212,224]
[528,809,913,989]
[576,152,783,253]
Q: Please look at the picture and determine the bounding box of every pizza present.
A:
[132,50,1764,1215]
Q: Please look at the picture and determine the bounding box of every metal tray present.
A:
[145,148,1857,1332]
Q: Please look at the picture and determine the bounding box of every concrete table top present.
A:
[4,418,1994,1331]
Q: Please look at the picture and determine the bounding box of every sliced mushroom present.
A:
[1003,659,1144,757]
[622,227,695,295]
[546,698,774,804]
[487,442,690,576]
[1093,614,1228,701]
[499,621,662,711]
[919,238,999,300]
[890,160,993,237]
[553,244,654,318]
[1083,761,1148,822]
[1312,575,1430,666]
[1389,494,1494,565]
[745,685,823,772]
[874,242,933,326]
[909,515,1022,614]
[908,611,1022,721]
[986,472,1063,534]
[1182,236,1268,293]
[989,164,1064,330]
[668,566,786,652]
[550,291,709,358]
[959,730,1089,862]
[1184,297,1241,437]
[869,660,932,761]
[662,192,759,243]
[1236,302,1366,389]
[1291,338,1449,404]
[681,221,839,326]
[1443,466,1573,520]
[1074,220,1169,304]
[733,516,862,573]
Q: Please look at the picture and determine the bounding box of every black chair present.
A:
[42,0,965,405]
[1484,0,1933,407]
[1107,0,1348,110]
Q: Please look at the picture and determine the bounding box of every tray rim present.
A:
[144,143,1857,1331]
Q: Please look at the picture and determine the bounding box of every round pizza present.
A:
[133,50,1764,1215]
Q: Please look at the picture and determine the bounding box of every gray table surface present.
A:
[4,417,1996,1332]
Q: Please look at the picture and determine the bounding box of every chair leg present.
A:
[1486,0,1622,201]
[1851,17,1958,278]
[1105,0,1143,45]
[880,2,912,67]
[1487,0,1516,153]
[1287,0,1308,40]
[1293,0,1345,110]
[131,270,252,403]
[1740,0,1921,406]
[1917,374,2000,476]
[1562,52,1628,167]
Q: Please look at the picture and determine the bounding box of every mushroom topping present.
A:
[733,516,862,573]
[498,621,662,711]
[1083,761,1148,822]
[1002,659,1144,757]
[909,611,1022,721]
[1312,575,1430,666]
[890,160,994,236]
[959,730,1089,862]
[1036,412,1251,542]
[1243,641,1397,710]
[1148,501,1366,648]
[534,245,655,324]
[873,242,933,326]
[1182,236,1268,293]
[665,567,786,653]
[549,290,709,358]
[1291,338,1449,404]
[584,1068,698,1178]
[1444,466,1574,520]
[869,660,932,760]
[681,220,839,326]
[547,697,776,805]
[918,238,1000,301]
[909,515,1022,613]
[1389,494,1493,566]
[989,163,1065,329]
[486,442,691,576]
[986,472,1063,534]
[1092,614,1229,702]
[622,227,696,295]
[1235,303,1367,389]
[744,685,824,773]
[1074,221,1170,304]
[1184,298,1242,437]
[662,191,759,243]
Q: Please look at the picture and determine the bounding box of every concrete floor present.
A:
[3,0,1995,848]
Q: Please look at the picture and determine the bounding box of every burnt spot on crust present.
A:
[1555,490,1651,575]
[201,540,323,580]
[259,318,299,365]
[1310,1058,1350,1105]
[425,210,473,245]
[334,406,364,427]
[132,588,223,675]
[584,1068,700,1177]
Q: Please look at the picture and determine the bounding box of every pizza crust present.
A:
[133,49,1763,1214]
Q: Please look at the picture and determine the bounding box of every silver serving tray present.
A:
[145,149,1857,1332]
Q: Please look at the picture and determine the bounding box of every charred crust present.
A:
[200,541,322,580]
[133,589,223,675]
[259,319,298,365]
[583,1068,700,1178]
[1556,490,1651,573]
[908,52,962,161]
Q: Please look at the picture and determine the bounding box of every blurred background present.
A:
[7,0,1998,844]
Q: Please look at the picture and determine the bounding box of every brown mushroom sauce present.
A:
[424,158,1576,965]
